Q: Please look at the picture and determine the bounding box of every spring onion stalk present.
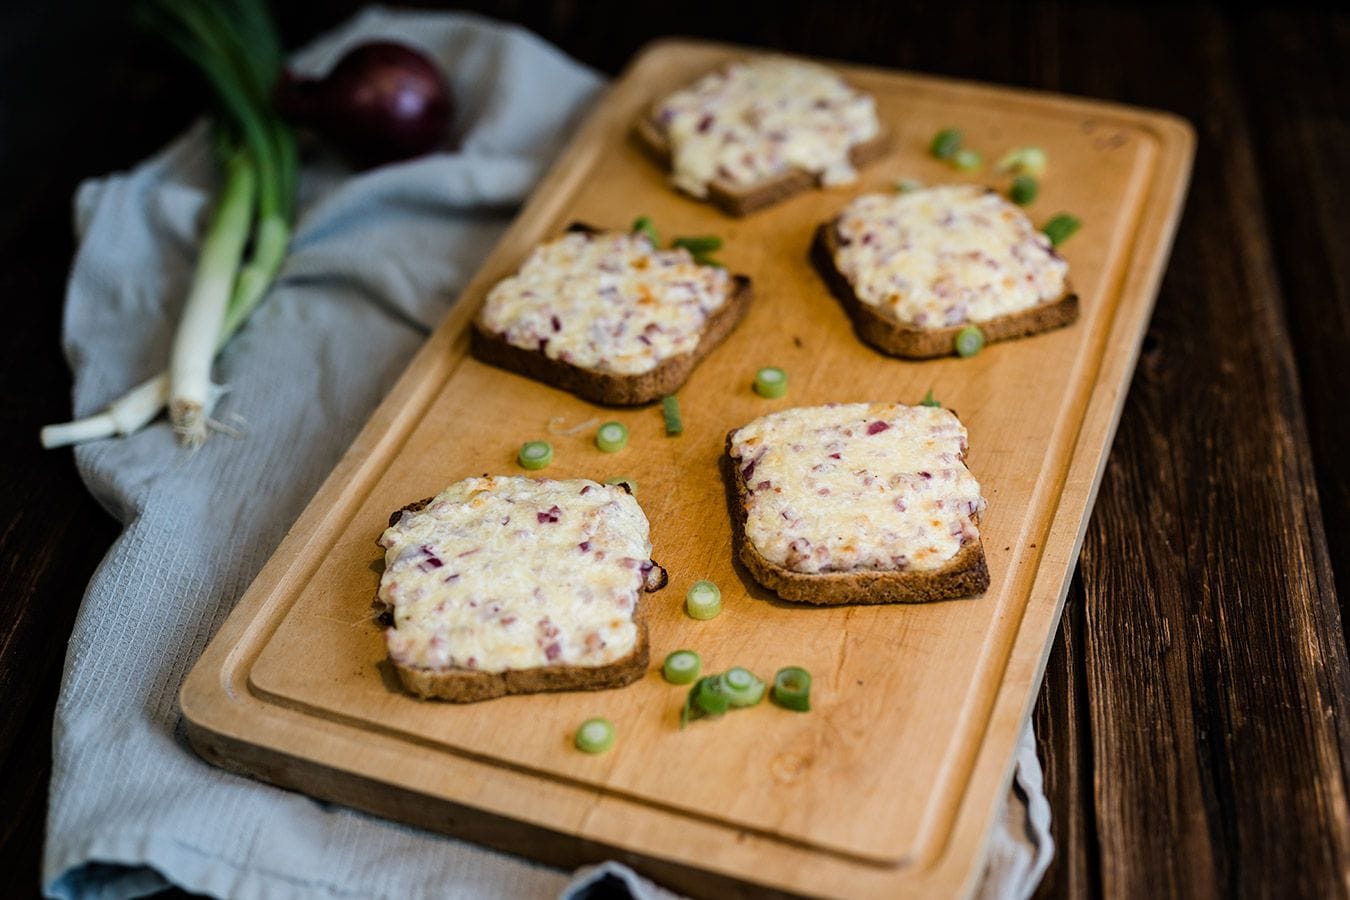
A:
[1043,213,1082,247]
[919,388,942,408]
[1009,174,1039,206]
[595,421,629,453]
[952,148,983,172]
[681,675,731,727]
[632,215,660,246]
[518,440,553,470]
[996,146,1047,177]
[753,366,788,398]
[954,326,985,358]
[930,128,962,160]
[168,140,257,446]
[661,395,683,436]
[662,650,701,685]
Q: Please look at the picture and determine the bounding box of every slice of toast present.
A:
[629,56,885,218]
[811,188,1080,359]
[723,404,990,604]
[635,116,890,217]
[471,223,753,406]
[376,477,668,702]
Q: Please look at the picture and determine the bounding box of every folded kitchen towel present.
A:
[44,8,1052,898]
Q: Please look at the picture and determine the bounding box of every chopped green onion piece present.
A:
[604,476,637,496]
[919,388,942,408]
[896,177,923,194]
[930,127,962,160]
[662,650,702,684]
[996,146,1047,176]
[632,215,660,246]
[722,667,766,707]
[1010,174,1039,205]
[1043,213,1082,247]
[574,717,615,753]
[671,235,723,254]
[954,325,985,358]
[694,676,729,715]
[517,440,553,470]
[772,666,812,712]
[952,148,983,172]
[661,395,683,436]
[753,366,788,398]
[595,421,629,453]
[685,580,723,620]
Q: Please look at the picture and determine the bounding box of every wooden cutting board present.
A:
[180,39,1193,899]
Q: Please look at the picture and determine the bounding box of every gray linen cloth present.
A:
[45,8,1051,898]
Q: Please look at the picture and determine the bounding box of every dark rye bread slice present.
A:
[376,494,668,702]
[470,223,754,406]
[811,221,1080,359]
[721,432,990,604]
[632,107,890,217]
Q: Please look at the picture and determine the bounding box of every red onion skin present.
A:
[276,41,453,169]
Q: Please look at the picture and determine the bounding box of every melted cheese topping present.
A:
[652,57,880,198]
[729,404,987,574]
[478,231,731,375]
[834,185,1069,327]
[379,476,653,672]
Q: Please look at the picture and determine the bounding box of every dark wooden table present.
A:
[3,2,1346,897]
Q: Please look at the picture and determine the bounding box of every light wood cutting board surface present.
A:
[181,39,1193,898]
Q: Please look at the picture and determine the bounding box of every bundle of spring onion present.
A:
[41,0,297,449]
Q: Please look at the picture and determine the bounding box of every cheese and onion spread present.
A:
[833,185,1069,328]
[478,231,731,375]
[380,476,655,672]
[729,404,987,574]
[651,57,880,197]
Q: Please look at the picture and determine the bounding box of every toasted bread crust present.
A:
[632,111,890,217]
[721,432,990,604]
[377,496,660,702]
[470,224,754,406]
[810,222,1080,359]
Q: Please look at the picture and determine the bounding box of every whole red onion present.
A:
[276,41,453,169]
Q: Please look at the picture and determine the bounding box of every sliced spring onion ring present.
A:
[954,325,985,358]
[661,395,683,436]
[548,415,600,436]
[996,145,1047,177]
[930,127,962,160]
[1009,174,1038,206]
[604,476,637,496]
[632,215,660,246]
[693,676,729,715]
[574,717,615,753]
[772,666,812,712]
[662,650,702,685]
[722,667,766,707]
[952,148,983,172]
[685,580,722,620]
[595,421,629,453]
[753,366,788,398]
[919,388,942,408]
[1043,213,1082,247]
[517,440,553,469]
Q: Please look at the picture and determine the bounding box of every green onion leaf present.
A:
[595,421,629,453]
[575,717,615,753]
[685,580,722,620]
[632,215,660,246]
[919,389,942,408]
[1009,174,1039,206]
[771,666,812,712]
[671,235,723,254]
[1043,213,1082,247]
[954,325,985,358]
[722,667,766,707]
[681,675,730,727]
[753,366,789,398]
[662,650,702,685]
[661,395,683,436]
[604,476,638,496]
[952,148,983,172]
[930,127,962,160]
[517,440,553,470]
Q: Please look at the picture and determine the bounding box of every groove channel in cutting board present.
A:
[182,39,1194,898]
[246,75,1155,869]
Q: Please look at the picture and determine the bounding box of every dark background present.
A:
[3,1,1347,897]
